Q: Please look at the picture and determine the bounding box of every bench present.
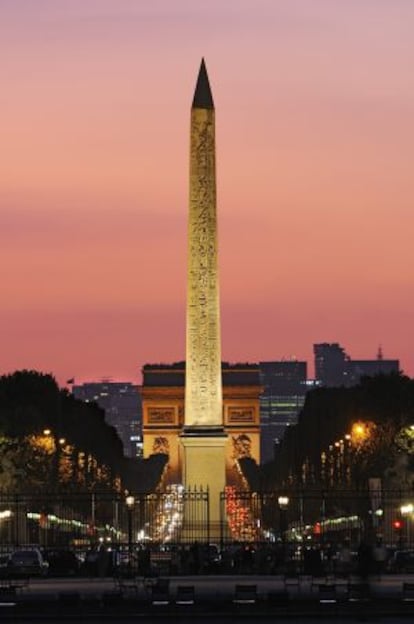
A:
[176,585,195,605]
[151,578,170,606]
[317,584,337,604]
[0,576,29,595]
[233,584,257,605]
[402,582,414,602]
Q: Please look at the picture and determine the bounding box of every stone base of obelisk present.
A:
[180,429,227,542]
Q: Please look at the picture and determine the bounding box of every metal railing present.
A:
[0,488,412,552]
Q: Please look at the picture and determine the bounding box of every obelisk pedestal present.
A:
[180,431,227,539]
[180,59,227,540]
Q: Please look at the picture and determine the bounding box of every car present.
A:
[202,543,222,572]
[43,549,80,577]
[388,549,414,573]
[0,553,11,568]
[7,548,49,577]
[80,547,117,577]
[206,543,221,563]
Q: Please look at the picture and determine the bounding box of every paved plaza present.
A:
[1,573,414,621]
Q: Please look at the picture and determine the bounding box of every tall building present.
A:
[72,382,142,458]
[314,343,348,387]
[314,343,400,387]
[259,361,308,462]
[345,358,400,386]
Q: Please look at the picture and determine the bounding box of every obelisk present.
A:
[181,59,227,537]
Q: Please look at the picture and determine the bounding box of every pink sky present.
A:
[1,0,413,385]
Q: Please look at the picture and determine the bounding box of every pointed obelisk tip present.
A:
[192,58,214,109]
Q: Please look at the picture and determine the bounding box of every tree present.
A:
[266,373,414,492]
[0,370,126,493]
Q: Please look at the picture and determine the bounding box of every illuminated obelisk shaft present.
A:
[181,60,227,538]
[185,58,223,430]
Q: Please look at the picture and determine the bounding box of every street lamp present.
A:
[278,496,289,569]
[42,429,59,487]
[278,496,289,509]
[400,503,413,547]
[351,421,372,447]
[278,496,289,539]
[126,495,135,569]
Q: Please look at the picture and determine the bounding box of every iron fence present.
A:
[0,488,412,552]
[0,488,209,551]
[220,488,414,550]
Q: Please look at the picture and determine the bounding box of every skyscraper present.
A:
[314,342,400,387]
[72,381,142,457]
[314,343,348,387]
[259,361,307,461]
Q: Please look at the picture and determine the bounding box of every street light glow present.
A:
[125,495,135,508]
[401,503,414,515]
[350,421,373,445]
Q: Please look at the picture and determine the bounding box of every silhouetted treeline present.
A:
[262,373,414,490]
[0,370,165,494]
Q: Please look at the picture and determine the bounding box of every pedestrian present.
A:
[372,538,387,577]
[338,539,352,578]
[357,541,373,580]
[97,544,109,578]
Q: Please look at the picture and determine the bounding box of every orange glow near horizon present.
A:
[1,1,414,385]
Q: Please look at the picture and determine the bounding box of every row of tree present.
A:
[0,370,166,494]
[262,373,414,492]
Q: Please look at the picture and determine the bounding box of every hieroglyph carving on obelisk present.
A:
[185,59,223,428]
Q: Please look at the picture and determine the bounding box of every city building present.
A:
[259,345,400,462]
[345,357,400,386]
[72,382,142,458]
[314,343,400,388]
[314,343,348,387]
[259,361,308,462]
